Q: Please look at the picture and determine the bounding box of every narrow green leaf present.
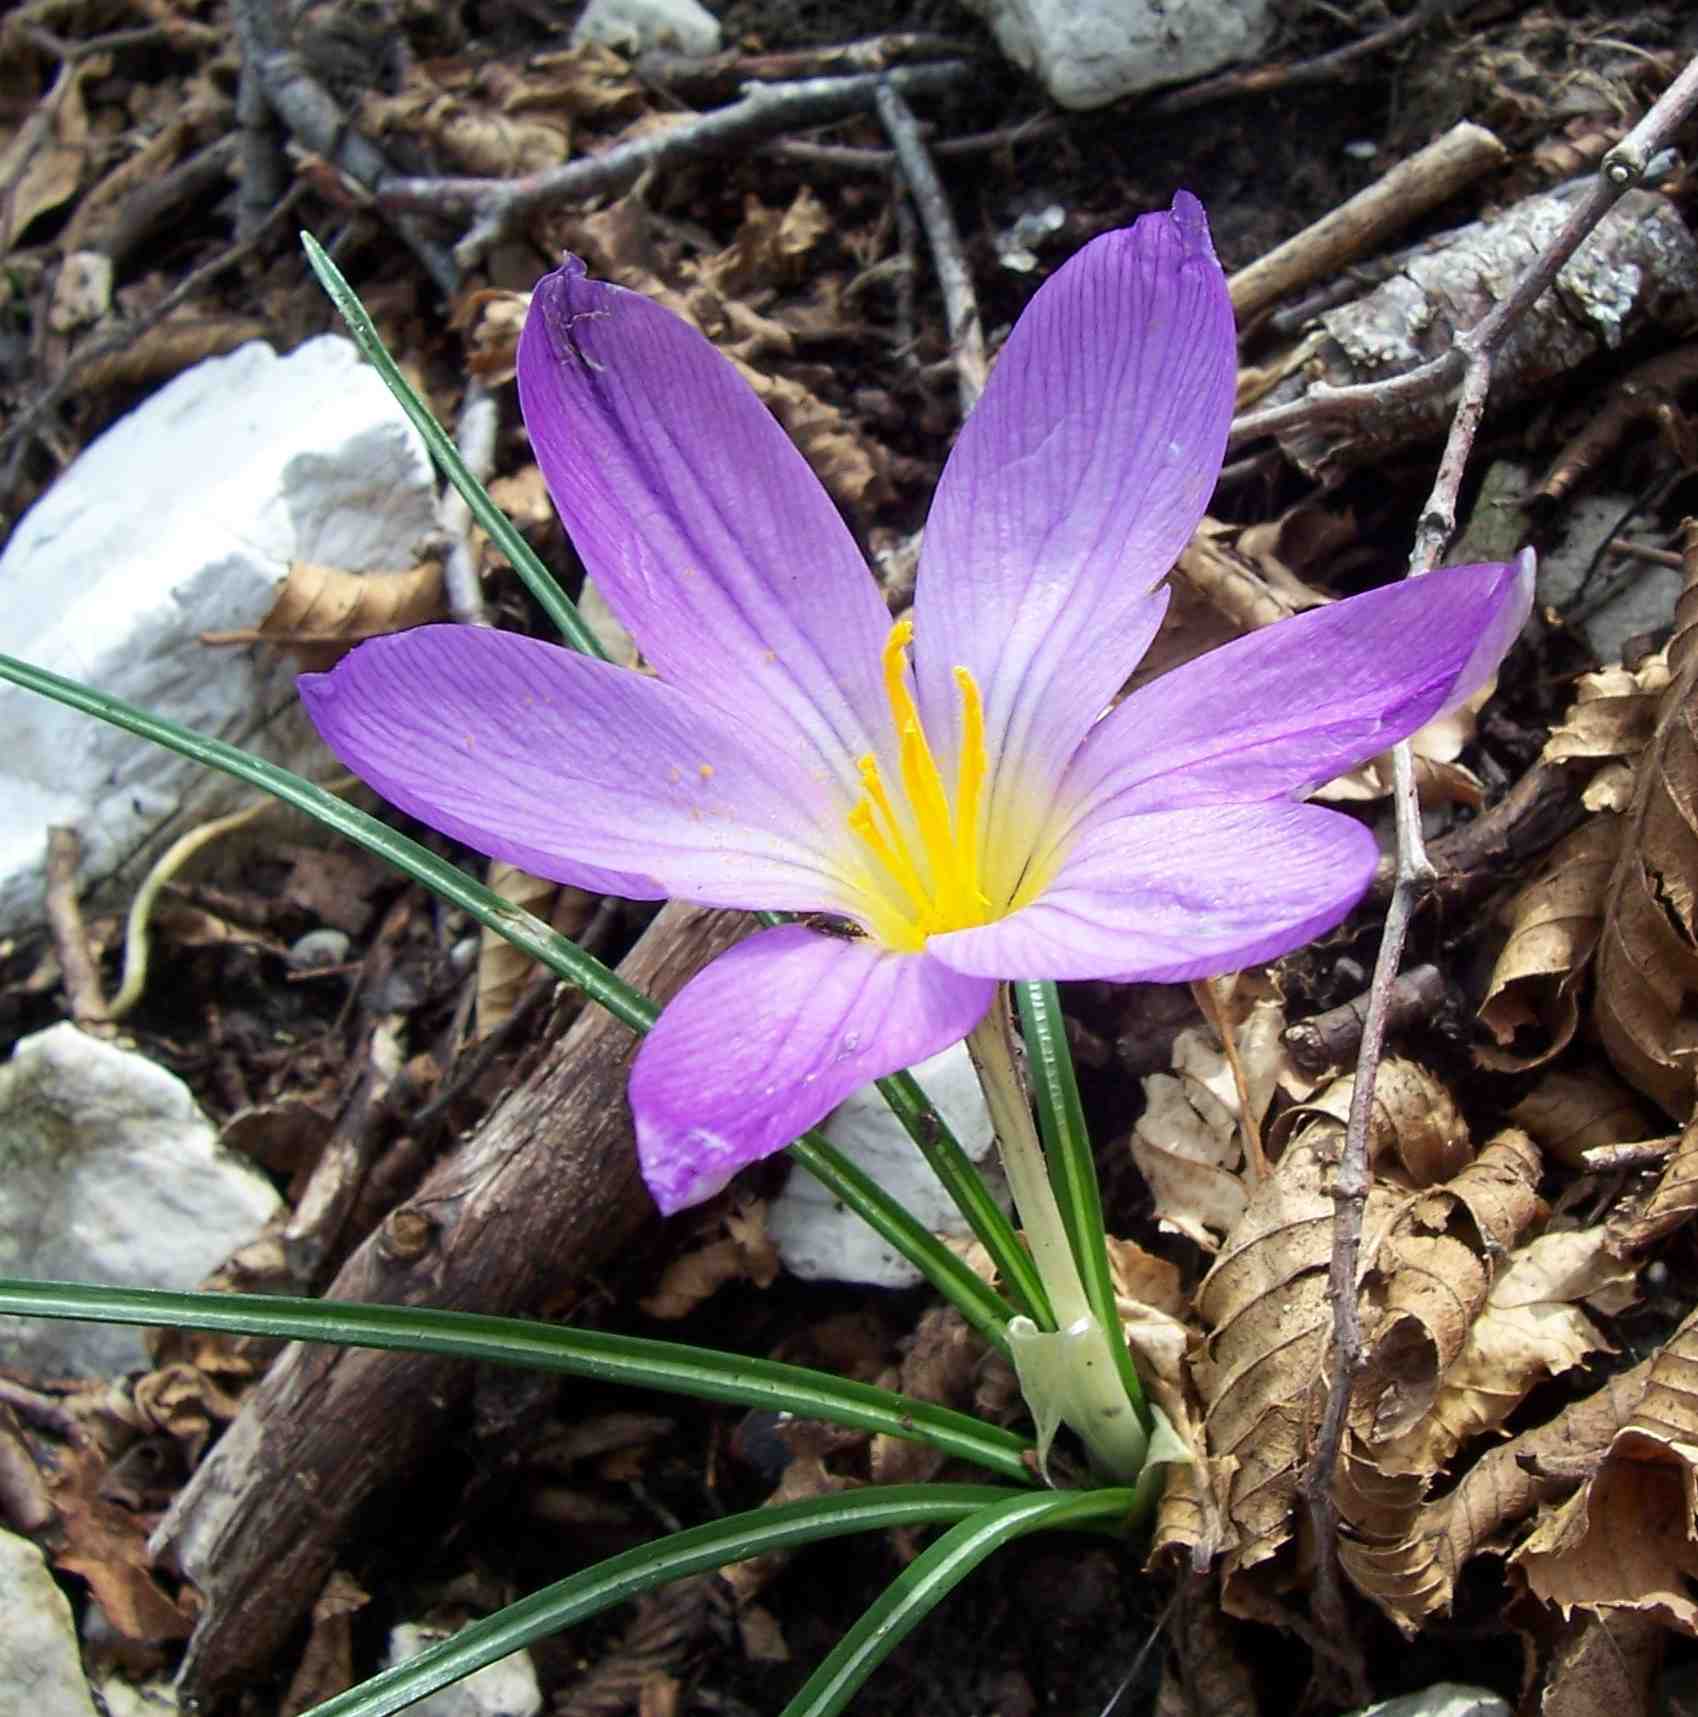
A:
[786,1136,1016,1357]
[873,1066,1053,1328]
[0,1280,1033,1482]
[0,650,650,1028]
[301,1484,1016,1717]
[778,1486,1139,1717]
[1015,980,1148,1427]
[299,232,602,659]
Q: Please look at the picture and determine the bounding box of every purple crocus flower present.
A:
[301,193,1530,1214]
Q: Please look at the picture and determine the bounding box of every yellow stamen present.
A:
[845,621,997,949]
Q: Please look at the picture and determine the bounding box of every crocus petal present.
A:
[518,262,891,792]
[1054,557,1534,826]
[631,925,995,1213]
[910,191,1235,818]
[929,801,1378,984]
[300,626,854,910]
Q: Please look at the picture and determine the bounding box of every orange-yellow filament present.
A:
[847,621,993,950]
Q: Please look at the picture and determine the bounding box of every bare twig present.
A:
[377,61,970,270]
[1283,964,1449,1078]
[1145,0,1475,118]
[1298,49,1698,1668]
[767,112,1061,175]
[1229,123,1507,324]
[438,382,498,628]
[44,827,109,1026]
[1533,342,1698,504]
[635,32,975,99]
[874,79,987,416]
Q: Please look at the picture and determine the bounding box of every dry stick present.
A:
[1228,122,1507,324]
[0,184,307,512]
[768,112,1061,176]
[1297,48,1698,1685]
[376,61,970,270]
[439,381,498,628]
[635,31,975,99]
[44,827,109,1027]
[874,80,987,417]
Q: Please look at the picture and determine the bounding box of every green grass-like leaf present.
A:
[0,1280,1033,1482]
[299,1484,1018,1717]
[300,233,603,659]
[778,1486,1139,1717]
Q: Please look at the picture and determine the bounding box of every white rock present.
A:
[0,1529,101,1717]
[1352,1686,1510,1717]
[962,0,1275,110]
[385,1623,543,1717]
[0,1024,282,1376]
[571,0,720,59]
[768,1043,1003,1288]
[89,1674,178,1716]
[0,335,436,937]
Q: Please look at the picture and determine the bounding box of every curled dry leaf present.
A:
[224,559,445,672]
[1594,533,1698,1118]
[638,1203,780,1320]
[1510,1068,1665,1169]
[1542,657,1669,770]
[0,58,99,256]
[1477,815,1622,1072]
[1514,1306,1698,1633]
[362,61,571,176]
[1539,1611,1665,1717]
[1426,1357,1651,1616]
[1605,1108,1698,1254]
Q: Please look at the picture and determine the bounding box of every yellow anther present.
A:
[846,622,995,949]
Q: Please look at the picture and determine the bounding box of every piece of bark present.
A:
[1268,186,1698,479]
[151,900,749,1704]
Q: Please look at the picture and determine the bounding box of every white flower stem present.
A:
[967,992,1148,1482]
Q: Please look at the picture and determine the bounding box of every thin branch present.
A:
[439,382,498,628]
[874,79,987,416]
[376,61,971,270]
[44,827,110,1027]
[1297,48,1698,1670]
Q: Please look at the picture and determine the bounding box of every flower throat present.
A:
[847,621,992,951]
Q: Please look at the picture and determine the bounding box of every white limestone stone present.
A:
[962,0,1275,110]
[571,0,721,59]
[385,1623,543,1717]
[768,1042,1004,1288]
[0,1529,101,1717]
[0,1024,282,1377]
[0,335,436,936]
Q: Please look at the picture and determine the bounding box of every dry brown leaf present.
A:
[1424,1358,1651,1613]
[1478,815,1623,1071]
[1594,529,1698,1117]
[221,559,444,670]
[1540,1611,1664,1717]
[1367,1226,1621,1483]
[1542,657,1669,770]
[362,62,570,176]
[1510,1068,1665,1168]
[527,41,647,118]
[1515,1307,1698,1633]
[476,863,561,1038]
[0,59,99,255]
[74,314,271,393]
[1131,1030,1252,1250]
[639,1203,779,1319]
[1333,1444,1445,1631]
[1606,1108,1698,1253]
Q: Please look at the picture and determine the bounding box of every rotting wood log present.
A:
[150,900,750,1703]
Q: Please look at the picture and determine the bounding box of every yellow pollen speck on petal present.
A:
[841,620,1009,952]
[698,763,715,780]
